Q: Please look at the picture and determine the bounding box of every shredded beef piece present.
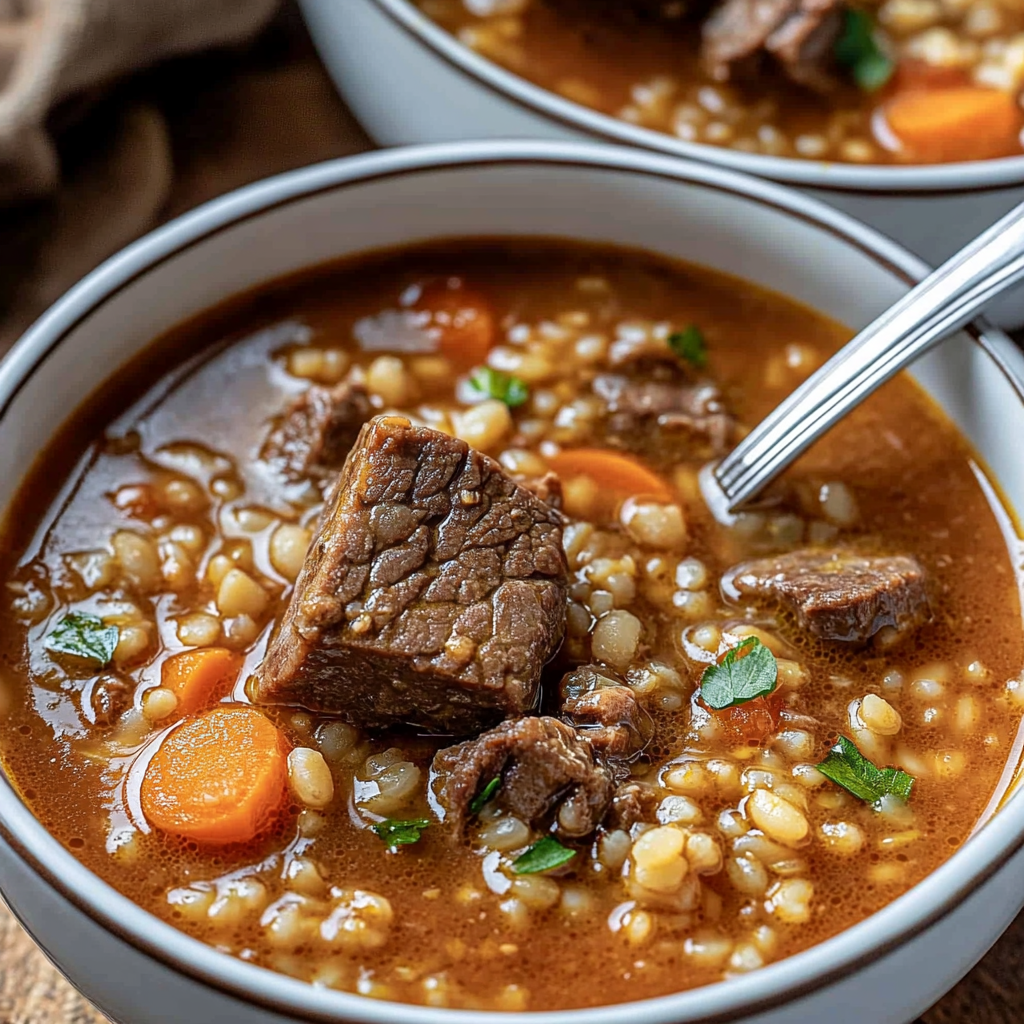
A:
[517,471,564,512]
[559,664,652,759]
[606,781,661,831]
[432,716,616,840]
[593,370,735,458]
[702,0,846,92]
[727,548,929,642]
[253,416,568,732]
[260,380,373,482]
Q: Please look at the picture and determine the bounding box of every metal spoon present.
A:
[713,199,1024,512]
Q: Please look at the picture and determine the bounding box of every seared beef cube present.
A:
[432,716,615,840]
[253,416,568,732]
[261,380,373,482]
[559,664,652,759]
[728,549,928,642]
[593,371,735,457]
[702,0,846,92]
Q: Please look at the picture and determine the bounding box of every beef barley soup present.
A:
[417,0,1024,164]
[0,239,1022,1011]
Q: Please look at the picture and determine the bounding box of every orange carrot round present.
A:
[140,706,290,845]
[881,87,1022,162]
[414,280,494,369]
[161,647,242,716]
[549,448,672,500]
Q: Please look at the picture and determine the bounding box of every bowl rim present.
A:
[2,139,1024,1024]
[362,0,1024,194]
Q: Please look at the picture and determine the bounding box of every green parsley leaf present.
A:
[835,9,894,92]
[470,776,502,815]
[698,636,778,710]
[44,612,119,666]
[667,325,708,370]
[816,735,915,808]
[512,835,576,874]
[372,818,430,849]
[468,367,529,408]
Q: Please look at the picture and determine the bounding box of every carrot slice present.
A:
[548,448,672,520]
[414,280,494,369]
[161,648,242,716]
[881,87,1022,162]
[140,706,290,845]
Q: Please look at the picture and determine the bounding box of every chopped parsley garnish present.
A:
[816,735,915,808]
[835,9,894,92]
[667,325,708,369]
[468,366,529,408]
[44,612,119,666]
[372,818,430,849]
[470,776,502,815]
[512,835,576,874]
[698,636,778,710]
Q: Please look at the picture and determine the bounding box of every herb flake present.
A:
[698,636,778,710]
[667,325,708,369]
[816,735,915,808]
[835,9,894,92]
[468,367,529,408]
[512,835,576,874]
[470,776,502,815]
[44,612,119,666]
[372,818,430,849]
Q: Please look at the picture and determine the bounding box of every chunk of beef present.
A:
[606,780,661,831]
[727,549,928,642]
[253,416,568,733]
[517,471,564,512]
[432,716,615,840]
[260,380,373,482]
[593,371,735,458]
[702,0,845,92]
[559,664,652,759]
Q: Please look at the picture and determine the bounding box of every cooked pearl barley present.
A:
[766,878,814,924]
[621,499,687,550]
[362,761,421,815]
[166,884,215,922]
[747,789,809,847]
[452,400,513,451]
[727,853,769,896]
[269,524,311,582]
[818,481,858,526]
[599,829,632,871]
[684,930,733,968]
[773,730,815,761]
[176,611,221,648]
[288,748,335,809]
[208,877,269,927]
[112,531,162,591]
[658,795,704,826]
[478,815,531,852]
[860,693,903,736]
[622,907,655,947]
[284,857,328,897]
[320,889,394,950]
[820,820,866,855]
[142,687,178,722]
[686,832,723,875]
[663,761,710,796]
[366,356,415,406]
[674,557,708,590]
[631,826,688,893]
[316,721,363,765]
[729,942,764,973]
[511,875,560,910]
[216,568,269,619]
[591,610,642,670]
[114,625,150,665]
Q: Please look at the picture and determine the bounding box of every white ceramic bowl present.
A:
[1,141,1023,1024]
[298,0,1024,320]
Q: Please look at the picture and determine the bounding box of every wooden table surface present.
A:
[1,6,1022,1022]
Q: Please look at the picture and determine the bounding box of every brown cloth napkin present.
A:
[0,0,278,206]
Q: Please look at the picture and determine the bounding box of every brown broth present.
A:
[0,239,1021,1010]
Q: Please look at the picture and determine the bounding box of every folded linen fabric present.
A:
[0,0,278,205]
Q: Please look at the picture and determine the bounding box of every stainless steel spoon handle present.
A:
[714,199,1024,512]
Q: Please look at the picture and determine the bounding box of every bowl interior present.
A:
[3,149,1024,1023]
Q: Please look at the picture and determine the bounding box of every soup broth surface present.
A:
[0,240,1021,1011]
